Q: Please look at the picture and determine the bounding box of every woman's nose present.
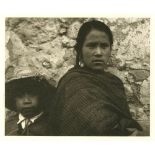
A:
[94,47,102,56]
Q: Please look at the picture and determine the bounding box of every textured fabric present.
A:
[54,67,142,136]
[5,112,52,136]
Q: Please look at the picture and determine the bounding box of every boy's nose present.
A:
[23,94,31,104]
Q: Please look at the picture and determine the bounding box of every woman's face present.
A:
[81,29,111,71]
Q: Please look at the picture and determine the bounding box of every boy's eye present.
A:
[15,90,39,98]
[15,91,24,98]
[29,89,39,96]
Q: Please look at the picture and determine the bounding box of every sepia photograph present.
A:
[1,0,155,155]
[5,17,150,136]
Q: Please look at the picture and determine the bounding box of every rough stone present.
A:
[63,48,76,66]
[112,19,150,71]
[5,18,150,132]
[129,104,137,118]
[140,78,150,105]
[36,42,53,53]
[129,69,150,82]
[6,31,28,57]
[124,83,134,98]
[136,107,149,120]
[67,21,82,39]
[59,28,67,35]
[61,36,76,48]
[42,60,52,69]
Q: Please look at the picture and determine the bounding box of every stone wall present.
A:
[5,18,150,134]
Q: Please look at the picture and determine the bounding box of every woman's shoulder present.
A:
[57,67,125,91]
[58,67,88,84]
[57,67,97,91]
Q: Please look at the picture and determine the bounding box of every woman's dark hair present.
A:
[74,20,113,67]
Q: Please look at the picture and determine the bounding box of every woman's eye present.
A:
[100,43,109,49]
[87,43,96,48]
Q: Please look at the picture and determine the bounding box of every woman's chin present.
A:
[91,65,107,72]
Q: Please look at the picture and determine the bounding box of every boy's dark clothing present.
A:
[5,112,51,136]
[5,66,56,136]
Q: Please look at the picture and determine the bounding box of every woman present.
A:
[54,20,142,136]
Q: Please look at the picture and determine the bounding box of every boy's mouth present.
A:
[21,107,38,118]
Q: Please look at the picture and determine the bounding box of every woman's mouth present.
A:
[92,60,105,64]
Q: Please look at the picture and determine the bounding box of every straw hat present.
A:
[5,66,56,112]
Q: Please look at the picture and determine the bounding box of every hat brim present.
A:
[5,76,56,112]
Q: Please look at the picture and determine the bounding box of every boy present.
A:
[5,67,56,136]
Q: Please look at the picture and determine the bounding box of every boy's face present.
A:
[15,92,41,118]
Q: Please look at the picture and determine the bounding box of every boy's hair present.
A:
[6,77,56,112]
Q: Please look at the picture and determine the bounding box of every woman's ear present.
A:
[79,61,84,68]
[78,53,85,68]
